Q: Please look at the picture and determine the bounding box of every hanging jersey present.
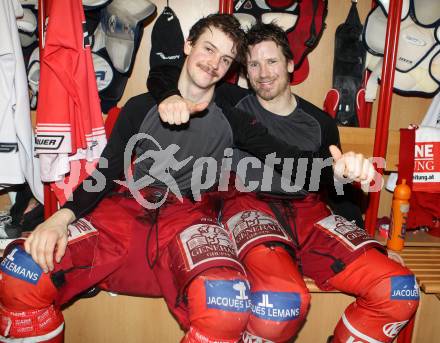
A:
[0,0,43,202]
[35,0,106,182]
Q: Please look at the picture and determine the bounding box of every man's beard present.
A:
[253,76,290,101]
[254,80,281,101]
[256,88,277,101]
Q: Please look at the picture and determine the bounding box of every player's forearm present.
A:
[51,208,76,226]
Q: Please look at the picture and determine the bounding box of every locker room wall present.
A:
[124,0,432,127]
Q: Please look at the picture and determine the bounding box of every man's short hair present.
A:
[246,22,294,62]
[187,13,245,63]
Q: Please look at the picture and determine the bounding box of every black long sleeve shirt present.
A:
[63,90,321,218]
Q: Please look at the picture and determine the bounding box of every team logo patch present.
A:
[179,224,237,270]
[205,280,251,312]
[316,215,378,250]
[250,291,301,321]
[0,247,42,285]
[226,211,289,255]
[390,275,420,300]
[67,218,99,244]
[383,320,408,338]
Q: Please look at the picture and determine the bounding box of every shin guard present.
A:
[0,245,64,342]
[329,249,420,343]
[242,244,311,343]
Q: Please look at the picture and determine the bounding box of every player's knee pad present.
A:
[1,245,58,311]
[0,245,64,342]
[184,267,250,342]
[334,257,420,343]
[362,272,420,323]
[243,244,311,342]
[335,274,419,343]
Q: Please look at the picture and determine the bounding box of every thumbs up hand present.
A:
[158,95,209,125]
[330,145,376,193]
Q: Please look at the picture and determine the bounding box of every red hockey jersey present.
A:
[35,0,106,183]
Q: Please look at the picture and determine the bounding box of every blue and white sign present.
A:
[1,247,42,285]
[206,279,251,312]
[390,275,420,300]
[250,291,301,321]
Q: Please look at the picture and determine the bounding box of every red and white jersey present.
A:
[35,0,106,182]
[0,0,43,202]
